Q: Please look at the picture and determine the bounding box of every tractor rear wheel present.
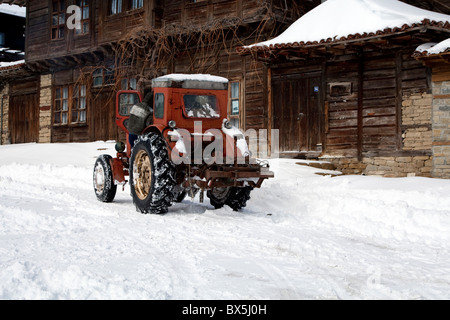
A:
[93,155,117,203]
[225,187,253,211]
[207,187,231,209]
[130,133,176,214]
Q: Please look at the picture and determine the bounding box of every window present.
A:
[54,85,88,126]
[52,0,66,40]
[110,0,123,15]
[183,95,220,119]
[93,68,115,87]
[121,78,137,90]
[54,87,70,125]
[155,93,165,119]
[72,85,87,123]
[229,81,241,128]
[131,0,143,9]
[75,0,90,35]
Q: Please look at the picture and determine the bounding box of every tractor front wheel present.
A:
[93,155,117,203]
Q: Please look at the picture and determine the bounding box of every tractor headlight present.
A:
[169,120,177,129]
[115,141,126,153]
[224,120,233,130]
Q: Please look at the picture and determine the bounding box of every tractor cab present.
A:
[116,74,230,158]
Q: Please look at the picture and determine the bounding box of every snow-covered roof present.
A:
[155,74,228,83]
[240,0,450,53]
[0,59,24,68]
[0,3,25,18]
[414,38,450,57]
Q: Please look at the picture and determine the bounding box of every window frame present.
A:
[53,85,89,127]
[110,0,123,15]
[72,84,88,124]
[131,0,144,10]
[92,67,115,88]
[228,80,242,129]
[121,77,138,90]
[51,0,66,40]
[75,0,90,36]
[154,93,165,119]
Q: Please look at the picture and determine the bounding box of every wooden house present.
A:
[0,0,320,146]
[239,0,450,178]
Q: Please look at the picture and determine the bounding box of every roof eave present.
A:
[238,20,450,56]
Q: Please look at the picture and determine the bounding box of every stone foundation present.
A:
[39,74,52,143]
[325,156,433,178]
[0,84,10,145]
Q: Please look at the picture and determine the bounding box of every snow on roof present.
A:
[0,4,26,18]
[242,0,450,51]
[0,59,25,68]
[415,38,450,56]
[152,74,229,90]
[154,74,229,83]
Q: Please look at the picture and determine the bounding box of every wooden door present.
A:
[273,75,323,154]
[9,93,39,144]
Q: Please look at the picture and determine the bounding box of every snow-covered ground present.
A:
[0,142,449,300]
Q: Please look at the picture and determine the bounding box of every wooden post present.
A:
[357,51,364,161]
[395,51,403,151]
[267,66,272,158]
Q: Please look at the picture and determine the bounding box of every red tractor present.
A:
[93,74,274,214]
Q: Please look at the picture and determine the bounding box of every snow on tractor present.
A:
[93,74,274,214]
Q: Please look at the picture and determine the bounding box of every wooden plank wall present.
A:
[26,0,156,62]
[163,0,269,26]
[326,57,359,156]
[325,46,430,157]
[26,0,49,62]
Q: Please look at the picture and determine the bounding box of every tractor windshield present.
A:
[183,95,220,119]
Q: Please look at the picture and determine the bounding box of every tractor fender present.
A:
[142,124,166,136]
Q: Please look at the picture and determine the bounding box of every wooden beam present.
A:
[357,50,364,161]
[267,66,272,158]
[395,51,403,151]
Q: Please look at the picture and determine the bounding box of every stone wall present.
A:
[401,92,433,151]
[0,84,10,145]
[39,74,52,143]
[432,80,450,178]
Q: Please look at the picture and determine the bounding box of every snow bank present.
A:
[247,0,450,49]
[1,142,450,300]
